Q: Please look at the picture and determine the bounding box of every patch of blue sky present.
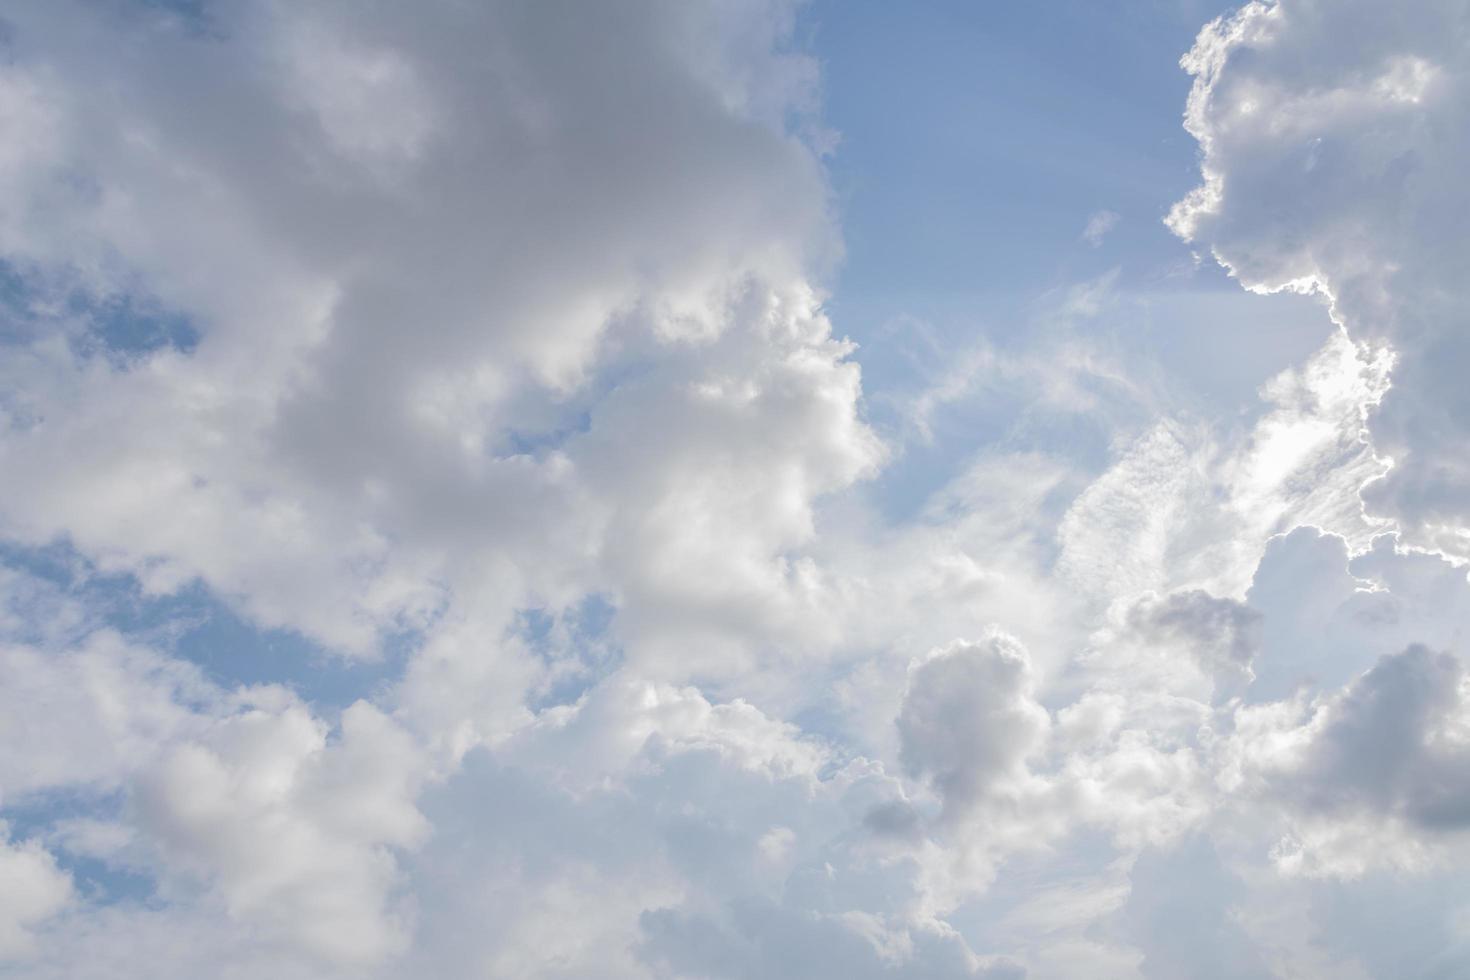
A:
[1,536,412,905]
[0,539,403,709]
[136,0,216,35]
[800,1,1340,524]
[0,260,40,346]
[800,0,1277,398]
[488,341,675,461]
[0,258,200,358]
[805,0,1239,326]
[141,0,206,15]
[71,287,199,359]
[494,409,594,459]
[3,791,157,906]
[788,697,858,753]
[848,286,1336,526]
[515,593,622,712]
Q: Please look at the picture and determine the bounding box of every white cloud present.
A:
[1123,589,1262,699]
[130,698,429,965]
[2,0,1470,975]
[1170,0,1470,555]
[0,828,72,960]
[1081,210,1119,247]
[0,568,428,969]
[897,633,1049,819]
[0,0,864,674]
[0,628,219,798]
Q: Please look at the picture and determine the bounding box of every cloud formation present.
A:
[1,0,1469,976]
[898,634,1049,818]
[1169,0,1470,555]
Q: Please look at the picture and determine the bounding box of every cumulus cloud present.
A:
[1125,589,1262,697]
[0,0,870,677]
[1288,645,1470,829]
[1170,0,1470,554]
[0,566,428,969]
[898,633,1050,818]
[0,0,906,967]
[0,829,72,960]
[1219,644,1470,871]
[130,698,429,964]
[0,630,216,796]
[2,0,1470,975]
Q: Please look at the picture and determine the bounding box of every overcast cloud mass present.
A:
[1,1,1468,976]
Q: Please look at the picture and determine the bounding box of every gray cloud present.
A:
[1170,0,1470,554]
[1284,644,1470,829]
[1126,589,1262,698]
[3,0,1470,975]
[897,633,1049,818]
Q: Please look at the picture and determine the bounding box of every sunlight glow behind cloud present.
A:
[1,1,1468,976]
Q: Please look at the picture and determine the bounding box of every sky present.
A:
[1,1,1468,977]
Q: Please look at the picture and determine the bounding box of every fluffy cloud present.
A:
[0,2,900,969]
[0,829,72,960]
[897,634,1049,818]
[1133,591,1259,676]
[130,698,429,964]
[1286,645,1470,829]
[1212,643,1470,879]
[2,0,1470,975]
[1170,0,1470,554]
[0,631,214,796]
[0,566,428,970]
[0,0,870,681]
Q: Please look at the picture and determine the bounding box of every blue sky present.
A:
[2,1,1470,977]
[805,0,1341,524]
[815,0,1224,307]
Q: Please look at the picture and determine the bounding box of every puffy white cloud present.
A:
[1286,645,1470,829]
[1212,643,1470,879]
[1170,0,1470,553]
[392,674,1034,979]
[1124,590,1261,697]
[3,0,1470,975]
[0,630,216,797]
[1244,525,1470,704]
[0,565,428,969]
[0,828,72,960]
[0,0,870,683]
[130,698,429,965]
[0,0,899,968]
[897,633,1050,819]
